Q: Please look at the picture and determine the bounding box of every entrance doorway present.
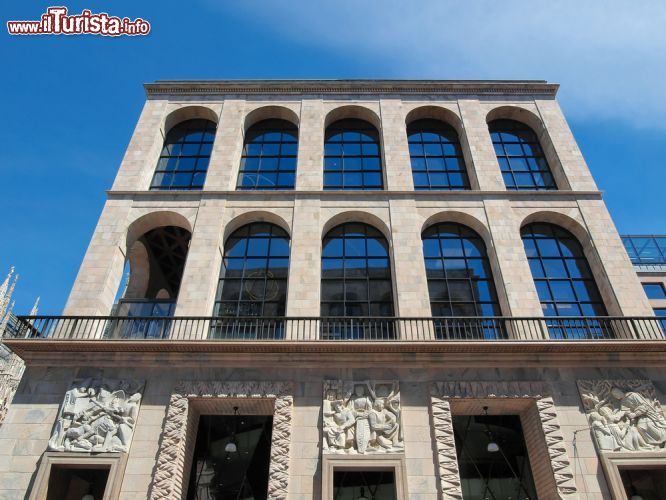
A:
[333,470,397,500]
[453,414,537,500]
[186,413,273,500]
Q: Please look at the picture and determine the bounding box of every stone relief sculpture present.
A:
[578,379,666,452]
[323,380,403,454]
[48,379,144,453]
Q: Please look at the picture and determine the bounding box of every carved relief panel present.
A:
[578,379,666,452]
[48,379,144,453]
[323,380,403,454]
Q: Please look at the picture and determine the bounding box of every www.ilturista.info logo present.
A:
[7,6,151,36]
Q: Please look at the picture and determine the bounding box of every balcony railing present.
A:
[7,316,666,342]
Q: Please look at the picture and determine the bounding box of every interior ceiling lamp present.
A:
[483,406,500,453]
[224,406,240,454]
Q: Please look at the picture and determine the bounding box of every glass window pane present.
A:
[321,223,393,319]
[422,223,501,320]
[522,223,607,327]
[643,283,666,300]
[214,222,290,323]
[489,119,556,191]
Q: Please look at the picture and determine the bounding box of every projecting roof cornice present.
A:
[144,79,559,97]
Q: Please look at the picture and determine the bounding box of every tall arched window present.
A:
[150,119,216,190]
[324,119,383,190]
[422,223,503,339]
[489,119,556,191]
[521,223,608,338]
[212,223,290,338]
[321,223,394,339]
[408,119,470,190]
[237,119,298,190]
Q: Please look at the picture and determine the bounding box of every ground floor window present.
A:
[453,413,537,500]
[333,470,397,500]
[187,413,274,500]
[46,464,110,500]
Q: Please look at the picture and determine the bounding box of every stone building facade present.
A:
[1,80,665,500]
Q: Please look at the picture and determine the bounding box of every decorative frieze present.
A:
[48,379,144,453]
[323,380,403,454]
[149,381,293,500]
[430,381,577,499]
[577,379,666,452]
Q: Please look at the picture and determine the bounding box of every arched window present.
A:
[521,223,608,338]
[324,119,383,190]
[489,119,556,191]
[422,223,503,339]
[237,119,298,190]
[408,119,470,190]
[212,223,290,338]
[150,119,216,190]
[321,223,394,339]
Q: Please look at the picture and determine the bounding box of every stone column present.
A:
[484,200,545,338]
[295,99,324,191]
[389,200,433,339]
[380,99,413,191]
[285,199,321,339]
[173,202,226,324]
[204,100,246,191]
[111,100,168,192]
[578,199,653,319]
[63,200,132,316]
[535,99,598,191]
[458,99,505,191]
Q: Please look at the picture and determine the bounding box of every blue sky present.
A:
[2,1,666,314]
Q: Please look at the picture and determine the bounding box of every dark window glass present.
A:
[643,283,666,300]
[324,119,383,190]
[237,119,298,190]
[150,119,216,191]
[423,223,503,339]
[453,414,538,500]
[321,223,393,316]
[522,223,608,339]
[489,119,556,191]
[408,119,470,190]
[213,223,289,319]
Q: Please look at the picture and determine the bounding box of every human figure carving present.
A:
[323,380,404,454]
[48,379,143,453]
[579,381,666,452]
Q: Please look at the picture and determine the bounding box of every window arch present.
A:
[150,119,216,190]
[324,119,383,190]
[237,119,298,190]
[321,222,393,315]
[213,223,290,319]
[521,222,608,338]
[408,119,470,190]
[422,223,503,339]
[489,119,556,190]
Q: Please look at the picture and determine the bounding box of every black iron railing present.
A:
[7,316,666,341]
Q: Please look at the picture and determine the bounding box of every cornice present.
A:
[144,79,559,98]
[106,189,604,202]
[6,339,666,368]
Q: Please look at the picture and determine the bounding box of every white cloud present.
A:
[222,0,666,128]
